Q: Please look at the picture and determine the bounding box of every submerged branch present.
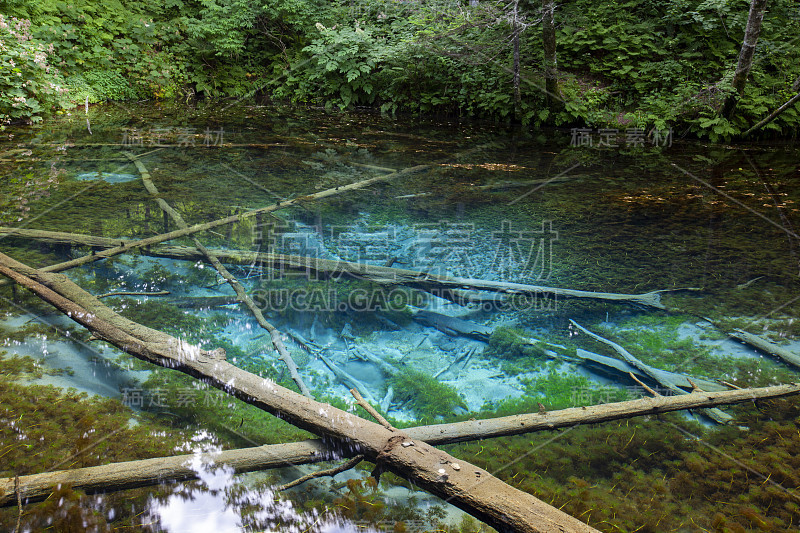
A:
[126,152,312,398]
[0,159,432,288]
[569,320,733,424]
[276,455,365,492]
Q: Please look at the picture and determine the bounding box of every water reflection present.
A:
[148,432,369,533]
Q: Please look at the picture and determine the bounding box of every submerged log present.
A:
[569,320,732,424]
[0,159,433,288]
[0,252,596,533]
[3,382,798,507]
[729,328,800,370]
[0,227,683,309]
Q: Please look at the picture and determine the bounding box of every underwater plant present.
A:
[387,368,466,420]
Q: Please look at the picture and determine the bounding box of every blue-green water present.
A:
[1,102,799,532]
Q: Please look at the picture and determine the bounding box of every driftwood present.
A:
[476,175,577,190]
[569,320,732,424]
[5,141,491,285]
[319,354,378,404]
[701,315,800,371]
[276,455,365,492]
[96,290,170,298]
[0,227,687,309]
[0,252,596,532]
[126,152,312,397]
[410,308,495,338]
[434,346,478,379]
[3,382,798,507]
[351,345,400,376]
[402,310,726,396]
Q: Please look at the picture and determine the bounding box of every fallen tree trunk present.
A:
[3,382,798,507]
[126,152,312,397]
[0,227,683,309]
[0,252,597,533]
[742,90,800,137]
[404,309,727,395]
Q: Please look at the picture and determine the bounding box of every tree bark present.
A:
[0,252,597,533]
[721,0,770,119]
[542,0,559,107]
[3,382,798,507]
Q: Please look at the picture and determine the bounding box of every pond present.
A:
[1,101,799,532]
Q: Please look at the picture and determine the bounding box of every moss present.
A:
[0,317,89,344]
[0,352,44,378]
[485,327,549,375]
[387,368,466,421]
[0,375,188,480]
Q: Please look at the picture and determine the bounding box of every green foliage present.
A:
[388,368,466,420]
[291,24,388,110]
[0,14,68,125]
[3,0,799,136]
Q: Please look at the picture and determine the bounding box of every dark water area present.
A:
[1,102,799,532]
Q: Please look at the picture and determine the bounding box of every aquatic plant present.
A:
[444,397,800,532]
[141,368,312,447]
[387,368,466,420]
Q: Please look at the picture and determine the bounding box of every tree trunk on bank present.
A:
[721,0,769,119]
[741,90,800,137]
[0,252,597,533]
[542,0,559,108]
[512,0,521,114]
[3,382,797,507]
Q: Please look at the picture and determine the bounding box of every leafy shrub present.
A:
[0,14,68,125]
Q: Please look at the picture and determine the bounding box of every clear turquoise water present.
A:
[1,102,799,532]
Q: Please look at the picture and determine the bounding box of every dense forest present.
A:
[1,0,799,139]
